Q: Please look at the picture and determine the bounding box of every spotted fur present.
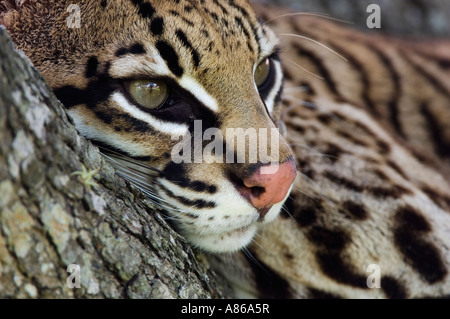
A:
[2,0,450,298]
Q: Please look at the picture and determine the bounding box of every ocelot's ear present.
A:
[0,0,28,28]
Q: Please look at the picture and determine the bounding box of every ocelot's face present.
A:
[6,0,296,252]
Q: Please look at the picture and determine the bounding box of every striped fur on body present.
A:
[2,0,450,298]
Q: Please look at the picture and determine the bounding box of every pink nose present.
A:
[237,160,297,217]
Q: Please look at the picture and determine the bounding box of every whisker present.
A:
[284,58,324,80]
[102,154,161,176]
[283,85,311,93]
[263,11,354,25]
[281,204,296,223]
[293,186,319,202]
[277,33,348,62]
[242,247,269,274]
[288,143,335,159]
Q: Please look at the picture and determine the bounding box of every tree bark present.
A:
[0,27,230,299]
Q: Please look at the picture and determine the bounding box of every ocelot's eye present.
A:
[127,80,168,110]
[254,58,271,88]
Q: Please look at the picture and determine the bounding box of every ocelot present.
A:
[1,0,449,298]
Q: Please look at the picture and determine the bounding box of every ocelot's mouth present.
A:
[224,224,253,237]
[187,224,259,253]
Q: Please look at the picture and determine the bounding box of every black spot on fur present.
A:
[308,288,341,299]
[377,140,391,154]
[422,186,450,211]
[284,197,320,226]
[85,56,99,78]
[308,227,349,251]
[100,0,107,8]
[150,17,164,35]
[324,143,345,163]
[341,201,368,220]
[381,276,408,299]
[244,254,292,298]
[155,41,184,77]
[324,171,411,199]
[316,252,368,288]
[317,114,332,125]
[387,160,409,180]
[394,206,447,284]
[296,206,317,227]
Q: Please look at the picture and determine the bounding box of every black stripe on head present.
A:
[162,161,217,194]
[115,43,146,57]
[175,29,201,67]
[156,40,184,77]
[150,17,165,36]
[130,0,155,19]
[213,0,229,15]
[54,75,116,110]
[85,56,99,78]
[228,0,261,54]
[227,0,250,18]
[54,60,115,109]
[158,182,216,209]
[234,16,254,54]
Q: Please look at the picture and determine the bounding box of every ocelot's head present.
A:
[1,0,296,252]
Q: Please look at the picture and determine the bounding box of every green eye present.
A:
[254,58,271,88]
[127,80,168,110]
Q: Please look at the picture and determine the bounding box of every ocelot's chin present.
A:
[188,224,259,253]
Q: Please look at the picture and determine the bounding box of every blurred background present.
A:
[255,0,450,37]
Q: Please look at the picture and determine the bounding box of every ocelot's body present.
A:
[2,0,450,298]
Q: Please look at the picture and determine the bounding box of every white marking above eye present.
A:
[178,75,219,113]
[111,92,189,135]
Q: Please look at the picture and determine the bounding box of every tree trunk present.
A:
[0,27,230,299]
